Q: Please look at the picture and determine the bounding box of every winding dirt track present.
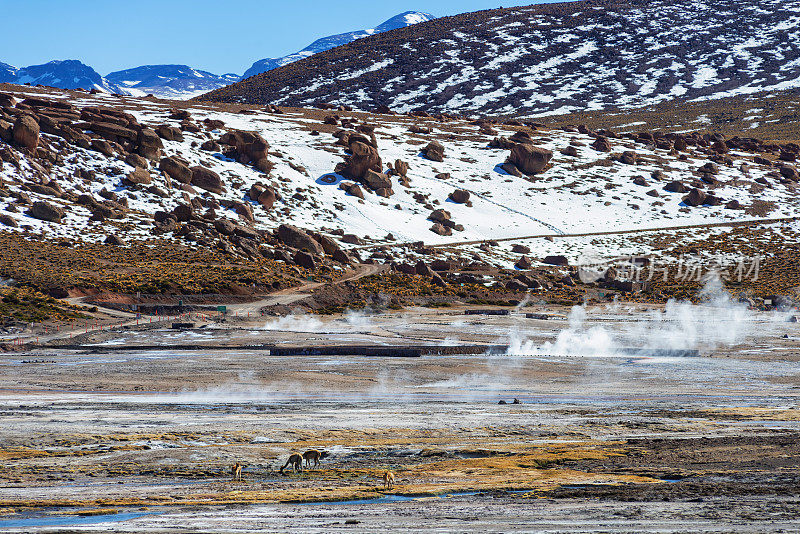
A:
[225,263,388,314]
[44,263,389,343]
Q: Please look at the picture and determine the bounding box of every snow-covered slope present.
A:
[240,11,435,80]
[107,65,239,100]
[204,0,800,117]
[0,62,17,84]
[1,85,799,270]
[8,60,125,94]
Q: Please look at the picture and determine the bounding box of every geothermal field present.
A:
[1,285,799,533]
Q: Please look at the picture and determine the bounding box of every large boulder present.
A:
[430,223,452,236]
[155,124,184,142]
[90,121,137,142]
[137,128,162,160]
[664,181,687,193]
[220,130,270,172]
[508,144,553,175]
[449,189,470,204]
[190,166,224,194]
[293,250,316,270]
[429,209,451,223]
[422,141,445,162]
[160,157,192,184]
[542,255,569,266]
[172,203,193,222]
[592,137,612,152]
[620,151,638,165]
[313,232,346,258]
[232,201,254,222]
[12,115,39,151]
[126,167,152,185]
[125,153,149,169]
[394,159,409,177]
[277,224,324,254]
[257,187,277,209]
[683,188,706,207]
[29,201,64,223]
[363,169,392,191]
[346,183,364,199]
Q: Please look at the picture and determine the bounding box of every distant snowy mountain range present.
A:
[0,11,435,100]
[0,60,124,94]
[106,65,240,99]
[240,11,436,80]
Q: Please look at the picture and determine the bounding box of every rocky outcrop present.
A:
[219,130,271,173]
[335,133,382,184]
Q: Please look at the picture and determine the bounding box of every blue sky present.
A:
[1,0,561,75]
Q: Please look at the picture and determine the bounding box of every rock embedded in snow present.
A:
[664,181,687,193]
[592,137,612,152]
[363,169,392,191]
[156,125,184,142]
[683,188,706,207]
[448,189,470,204]
[621,151,638,165]
[0,93,15,108]
[430,222,452,236]
[125,153,149,169]
[428,209,451,223]
[515,256,532,270]
[394,159,409,177]
[336,135,383,184]
[508,144,553,176]
[28,200,64,223]
[779,166,799,181]
[422,141,445,162]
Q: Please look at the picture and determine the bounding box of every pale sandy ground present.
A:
[1,304,799,532]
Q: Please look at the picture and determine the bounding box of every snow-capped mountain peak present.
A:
[106,65,239,100]
[240,11,435,80]
[4,59,124,94]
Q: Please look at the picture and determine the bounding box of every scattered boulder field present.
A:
[1,82,799,302]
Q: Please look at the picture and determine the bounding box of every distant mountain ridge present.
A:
[0,10,435,99]
[2,60,124,94]
[240,11,435,80]
[0,62,17,83]
[107,65,240,100]
[199,0,800,117]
